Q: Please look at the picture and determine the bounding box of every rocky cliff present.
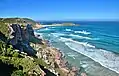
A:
[9,24,40,56]
[0,18,87,76]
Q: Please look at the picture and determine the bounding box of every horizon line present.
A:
[36,19,119,22]
[0,17,119,21]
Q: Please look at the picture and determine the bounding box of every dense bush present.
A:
[0,21,9,37]
[0,41,6,55]
[0,18,47,76]
[11,70,24,76]
[34,58,48,68]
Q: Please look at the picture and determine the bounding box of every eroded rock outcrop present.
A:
[31,42,82,76]
[0,21,87,76]
[9,24,41,56]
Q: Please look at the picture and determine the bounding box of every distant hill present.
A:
[0,18,37,25]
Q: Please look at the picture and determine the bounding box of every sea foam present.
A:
[44,28,49,30]
[66,52,78,59]
[65,29,72,31]
[51,33,65,37]
[74,30,91,35]
[69,34,99,40]
[69,34,92,40]
[59,37,119,74]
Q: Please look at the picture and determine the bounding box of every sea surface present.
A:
[35,21,119,76]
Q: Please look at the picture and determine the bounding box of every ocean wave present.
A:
[74,30,91,35]
[69,34,99,40]
[66,52,78,59]
[59,37,119,74]
[37,27,50,31]
[101,34,119,40]
[65,29,72,31]
[59,37,95,48]
[42,28,49,30]
[51,33,65,37]
[50,27,56,28]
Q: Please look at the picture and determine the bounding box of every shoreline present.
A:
[33,23,80,30]
[34,25,119,76]
[1,17,119,76]
[63,38,119,74]
[34,29,87,76]
[33,23,43,29]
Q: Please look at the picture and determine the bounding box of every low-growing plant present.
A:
[11,70,24,76]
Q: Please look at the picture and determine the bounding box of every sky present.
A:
[0,0,119,20]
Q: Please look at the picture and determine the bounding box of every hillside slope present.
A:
[0,18,85,76]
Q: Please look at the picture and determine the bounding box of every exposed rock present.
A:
[55,52,62,60]
[26,24,35,36]
[8,24,42,56]
[10,24,22,44]
[71,66,78,72]
[81,73,87,76]
[34,42,83,76]
[0,21,87,76]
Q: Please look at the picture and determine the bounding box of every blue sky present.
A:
[0,0,118,20]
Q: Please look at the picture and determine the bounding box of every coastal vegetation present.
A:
[0,18,46,76]
[0,34,37,76]
[0,21,9,37]
[0,18,36,24]
[0,18,87,76]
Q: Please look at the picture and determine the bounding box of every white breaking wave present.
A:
[60,37,95,48]
[74,30,91,35]
[38,28,49,31]
[59,37,119,74]
[51,33,65,37]
[44,28,49,30]
[69,34,99,40]
[66,52,78,59]
[69,34,92,40]
[66,29,72,31]
[50,27,56,28]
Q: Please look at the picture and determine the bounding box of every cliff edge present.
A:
[0,18,87,76]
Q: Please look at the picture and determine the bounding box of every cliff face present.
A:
[0,22,51,76]
[9,24,38,56]
[0,18,38,37]
[7,21,44,57]
[0,18,86,76]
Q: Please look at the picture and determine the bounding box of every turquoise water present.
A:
[35,21,119,76]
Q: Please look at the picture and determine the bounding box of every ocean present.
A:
[35,21,119,76]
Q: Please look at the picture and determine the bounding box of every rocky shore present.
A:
[0,18,87,76]
[34,26,87,76]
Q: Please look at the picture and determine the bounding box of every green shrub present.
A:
[0,21,9,37]
[0,40,6,55]
[11,70,24,76]
[12,52,19,57]
[34,58,48,68]
[6,45,13,55]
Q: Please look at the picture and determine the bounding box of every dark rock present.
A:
[26,24,35,36]
[39,65,57,76]
[0,31,7,42]
[9,24,38,56]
